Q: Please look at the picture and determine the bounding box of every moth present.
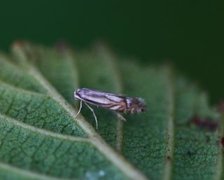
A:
[74,88,146,129]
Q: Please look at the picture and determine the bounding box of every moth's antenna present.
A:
[74,100,83,118]
[84,102,98,129]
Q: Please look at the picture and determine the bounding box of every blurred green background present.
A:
[0,1,223,103]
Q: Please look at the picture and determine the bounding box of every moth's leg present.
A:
[84,102,98,129]
[74,100,83,118]
[116,113,127,122]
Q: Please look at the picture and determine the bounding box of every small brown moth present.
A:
[74,88,146,129]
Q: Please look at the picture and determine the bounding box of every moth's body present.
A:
[74,88,146,114]
[74,88,146,128]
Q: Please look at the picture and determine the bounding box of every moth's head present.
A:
[74,88,82,100]
[135,97,147,113]
[127,97,147,113]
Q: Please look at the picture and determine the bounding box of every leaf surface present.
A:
[0,42,221,180]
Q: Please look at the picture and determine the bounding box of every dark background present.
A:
[0,0,223,104]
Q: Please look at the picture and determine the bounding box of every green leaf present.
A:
[0,114,127,179]
[0,42,221,180]
[0,82,85,137]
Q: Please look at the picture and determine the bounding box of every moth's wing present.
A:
[101,95,127,112]
[80,89,127,112]
[104,93,126,103]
